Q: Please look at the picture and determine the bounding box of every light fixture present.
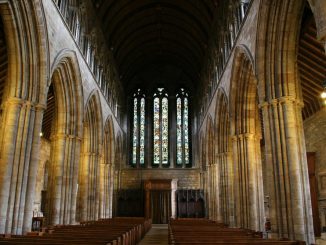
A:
[321,80,326,105]
[40,132,43,137]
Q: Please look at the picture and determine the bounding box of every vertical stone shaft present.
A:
[261,97,314,242]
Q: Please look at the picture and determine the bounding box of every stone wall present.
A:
[42,0,123,138]
[119,168,201,190]
[304,109,326,228]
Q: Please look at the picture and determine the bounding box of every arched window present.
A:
[153,88,169,165]
[176,88,190,166]
[132,89,145,166]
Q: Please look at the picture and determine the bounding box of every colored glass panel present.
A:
[132,98,138,164]
[177,98,182,164]
[162,97,168,164]
[140,98,145,164]
[153,97,160,164]
[184,98,189,164]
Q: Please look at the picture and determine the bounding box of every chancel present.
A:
[0,0,325,244]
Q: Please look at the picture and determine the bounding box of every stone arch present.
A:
[0,0,49,103]
[204,116,216,221]
[44,50,84,226]
[0,0,49,235]
[229,45,264,232]
[256,1,314,242]
[104,116,115,166]
[99,116,116,218]
[214,88,234,226]
[78,90,103,222]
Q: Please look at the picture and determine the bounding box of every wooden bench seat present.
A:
[0,217,151,245]
[169,218,305,245]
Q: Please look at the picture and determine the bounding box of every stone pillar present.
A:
[232,133,264,231]
[70,136,82,224]
[260,97,314,243]
[226,151,235,227]
[207,165,212,220]
[22,103,45,233]
[214,163,221,222]
[48,134,67,225]
[169,97,176,168]
[47,134,82,225]
[108,164,114,218]
[99,162,106,218]
[0,98,46,234]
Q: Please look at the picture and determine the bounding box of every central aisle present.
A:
[138,224,169,245]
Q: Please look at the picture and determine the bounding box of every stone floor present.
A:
[138,224,169,245]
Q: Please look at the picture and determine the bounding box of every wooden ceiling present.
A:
[298,6,326,120]
[92,0,216,91]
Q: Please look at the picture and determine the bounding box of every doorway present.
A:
[144,179,175,224]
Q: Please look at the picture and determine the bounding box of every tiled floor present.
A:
[138,224,169,245]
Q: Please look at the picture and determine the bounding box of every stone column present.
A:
[47,134,66,225]
[70,136,82,224]
[0,98,48,235]
[226,151,235,227]
[22,103,45,233]
[207,165,212,220]
[0,99,22,234]
[232,133,264,231]
[108,164,114,218]
[214,163,221,222]
[99,162,106,218]
[169,97,176,168]
[260,97,314,243]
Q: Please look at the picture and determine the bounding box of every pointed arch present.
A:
[0,0,50,234]
[204,115,217,221]
[0,0,49,103]
[44,50,84,226]
[214,88,233,226]
[49,49,84,137]
[230,45,258,136]
[78,90,103,222]
[229,45,264,231]
[255,1,314,242]
[100,115,116,218]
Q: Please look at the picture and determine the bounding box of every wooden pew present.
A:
[0,217,151,245]
[169,218,306,245]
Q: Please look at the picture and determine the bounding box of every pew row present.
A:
[169,218,306,245]
[0,217,151,245]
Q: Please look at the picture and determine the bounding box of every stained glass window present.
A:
[184,97,189,164]
[162,97,168,164]
[132,89,145,165]
[176,88,190,165]
[140,98,145,164]
[132,98,138,164]
[153,88,169,165]
[153,97,160,164]
[176,98,182,164]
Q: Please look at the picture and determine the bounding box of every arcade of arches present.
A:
[0,0,325,244]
